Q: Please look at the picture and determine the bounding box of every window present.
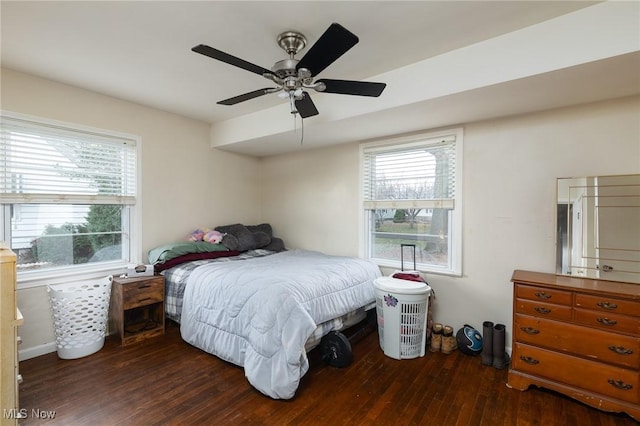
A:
[360,128,462,275]
[1,111,140,283]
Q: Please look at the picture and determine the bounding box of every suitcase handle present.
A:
[400,244,416,271]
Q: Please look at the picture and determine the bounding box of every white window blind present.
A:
[362,136,456,210]
[1,114,137,205]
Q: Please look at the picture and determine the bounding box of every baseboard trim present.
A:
[18,330,116,361]
[19,342,57,361]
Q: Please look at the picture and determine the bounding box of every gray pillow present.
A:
[263,237,285,252]
[215,224,256,252]
[247,223,273,238]
[252,231,271,249]
[220,233,239,251]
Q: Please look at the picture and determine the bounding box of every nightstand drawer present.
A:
[515,284,572,305]
[122,278,164,309]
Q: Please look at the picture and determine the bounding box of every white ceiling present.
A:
[2,1,639,157]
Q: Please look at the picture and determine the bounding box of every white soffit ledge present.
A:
[210,1,640,154]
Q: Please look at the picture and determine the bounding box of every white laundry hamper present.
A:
[374,276,431,359]
[47,275,113,359]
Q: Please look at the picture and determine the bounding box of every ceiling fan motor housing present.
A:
[271,58,299,79]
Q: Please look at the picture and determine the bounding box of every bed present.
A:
[159,248,381,399]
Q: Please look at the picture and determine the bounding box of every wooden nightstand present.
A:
[110,275,165,346]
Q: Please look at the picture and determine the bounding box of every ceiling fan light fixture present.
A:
[277,88,303,100]
[289,92,298,115]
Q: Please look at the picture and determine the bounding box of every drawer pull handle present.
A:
[608,379,633,391]
[534,307,551,314]
[520,327,540,335]
[137,297,151,302]
[534,292,551,300]
[597,301,618,310]
[608,345,633,355]
[597,317,617,326]
[520,356,539,365]
[138,284,151,289]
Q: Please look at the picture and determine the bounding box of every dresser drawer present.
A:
[515,299,572,321]
[122,278,164,309]
[515,284,572,305]
[575,293,640,318]
[513,342,639,404]
[514,314,640,369]
[574,308,640,335]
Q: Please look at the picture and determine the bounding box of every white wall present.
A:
[259,142,362,256]
[2,68,261,358]
[5,65,639,358]
[260,95,640,350]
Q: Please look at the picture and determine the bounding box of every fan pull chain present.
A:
[293,111,297,134]
[292,112,304,145]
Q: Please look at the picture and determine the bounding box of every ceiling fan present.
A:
[192,23,387,118]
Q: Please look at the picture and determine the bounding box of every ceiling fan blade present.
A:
[217,88,276,106]
[192,44,274,77]
[296,23,359,76]
[295,92,319,118]
[317,79,386,97]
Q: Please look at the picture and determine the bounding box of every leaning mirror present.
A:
[556,174,640,284]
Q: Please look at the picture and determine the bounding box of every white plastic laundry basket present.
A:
[374,276,431,360]
[47,276,113,359]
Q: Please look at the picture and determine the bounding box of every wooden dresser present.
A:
[1,246,24,425]
[508,270,640,421]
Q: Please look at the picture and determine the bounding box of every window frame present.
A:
[0,110,142,289]
[359,128,463,276]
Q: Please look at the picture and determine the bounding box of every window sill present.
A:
[373,258,462,278]
[17,261,130,290]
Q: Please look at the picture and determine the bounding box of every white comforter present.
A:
[180,249,381,399]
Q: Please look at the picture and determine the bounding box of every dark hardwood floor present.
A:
[18,321,638,425]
